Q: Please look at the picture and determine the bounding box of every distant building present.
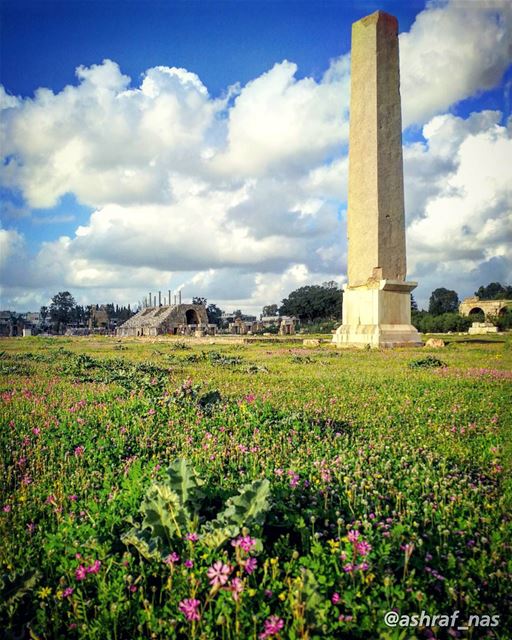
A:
[88,305,110,331]
[0,311,25,337]
[117,303,215,337]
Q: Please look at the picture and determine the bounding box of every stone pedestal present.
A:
[468,322,498,335]
[333,280,421,348]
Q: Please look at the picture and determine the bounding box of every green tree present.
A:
[262,304,278,317]
[475,282,512,300]
[428,288,459,316]
[49,291,76,331]
[192,297,208,306]
[39,306,49,326]
[206,303,223,326]
[280,281,342,322]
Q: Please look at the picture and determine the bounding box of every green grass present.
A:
[1,335,511,639]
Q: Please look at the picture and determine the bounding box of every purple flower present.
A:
[356,540,372,556]
[244,557,258,574]
[232,535,257,553]
[343,563,354,573]
[179,598,201,621]
[86,560,101,575]
[229,577,244,601]
[207,560,231,587]
[185,532,199,542]
[62,587,74,598]
[75,565,87,581]
[184,559,194,568]
[164,552,180,565]
[331,592,340,604]
[259,615,285,639]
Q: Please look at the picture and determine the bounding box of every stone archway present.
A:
[469,307,484,316]
[186,309,199,325]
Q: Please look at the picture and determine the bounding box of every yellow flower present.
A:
[38,587,52,599]
[278,592,286,601]
[270,558,278,566]
[248,589,256,597]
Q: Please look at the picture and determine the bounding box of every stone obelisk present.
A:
[333,10,421,348]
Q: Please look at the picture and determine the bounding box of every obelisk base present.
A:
[333,280,422,348]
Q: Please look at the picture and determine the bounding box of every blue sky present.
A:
[1,0,511,312]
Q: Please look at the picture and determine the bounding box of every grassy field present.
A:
[1,335,511,639]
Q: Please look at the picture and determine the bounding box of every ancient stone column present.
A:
[333,10,421,348]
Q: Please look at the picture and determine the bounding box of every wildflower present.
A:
[185,532,199,542]
[244,394,256,404]
[2,504,11,513]
[244,557,258,574]
[356,540,372,556]
[87,560,101,574]
[164,552,180,565]
[75,565,87,581]
[74,446,85,457]
[37,586,52,599]
[343,563,354,573]
[229,577,244,601]
[61,587,74,598]
[207,560,231,587]
[232,535,257,553]
[331,592,340,604]
[68,494,78,501]
[32,427,40,435]
[129,585,137,593]
[179,598,201,621]
[259,615,284,639]
[184,559,194,568]
[347,530,360,543]
[288,471,299,488]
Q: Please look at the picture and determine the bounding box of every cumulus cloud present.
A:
[400,0,512,127]
[406,111,512,301]
[0,0,511,312]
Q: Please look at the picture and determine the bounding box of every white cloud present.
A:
[1,0,511,312]
[400,0,512,127]
[407,111,512,303]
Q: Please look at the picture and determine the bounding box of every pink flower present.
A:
[185,532,199,542]
[343,563,354,573]
[32,427,40,436]
[74,446,85,457]
[244,394,256,404]
[62,587,74,598]
[86,560,101,574]
[229,577,244,601]
[75,565,87,581]
[3,504,11,513]
[207,560,231,587]
[232,535,257,553]
[356,540,372,556]
[179,598,201,621]
[347,530,360,543]
[244,557,258,574]
[331,592,340,604]
[164,552,180,565]
[259,615,284,639]
[184,559,193,568]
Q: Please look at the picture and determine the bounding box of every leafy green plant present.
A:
[408,355,447,369]
[122,459,270,559]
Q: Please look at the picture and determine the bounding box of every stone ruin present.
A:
[117,303,215,337]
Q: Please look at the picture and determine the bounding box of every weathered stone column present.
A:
[333,10,421,348]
